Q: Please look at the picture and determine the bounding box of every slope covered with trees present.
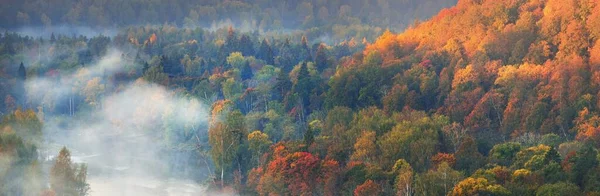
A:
[3,0,600,195]
[0,0,457,41]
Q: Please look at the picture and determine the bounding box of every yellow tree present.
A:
[393,159,414,196]
[350,130,377,164]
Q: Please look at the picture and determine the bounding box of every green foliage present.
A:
[415,162,463,196]
[536,182,581,196]
[0,108,43,145]
[489,142,522,166]
[0,131,41,195]
[50,147,89,196]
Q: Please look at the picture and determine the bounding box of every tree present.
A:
[226,52,245,69]
[81,77,105,107]
[354,180,381,196]
[393,159,414,196]
[535,182,581,196]
[300,35,312,61]
[303,124,314,150]
[224,26,239,54]
[415,162,463,196]
[50,147,89,196]
[315,44,329,71]
[143,65,169,86]
[50,147,75,195]
[489,142,522,166]
[455,137,484,174]
[293,62,312,114]
[239,34,255,56]
[569,145,599,187]
[17,62,26,80]
[1,108,43,145]
[272,69,292,101]
[450,177,510,196]
[350,130,377,164]
[209,107,248,188]
[248,131,271,165]
[0,129,41,195]
[257,39,274,65]
[241,61,253,81]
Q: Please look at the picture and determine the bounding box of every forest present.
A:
[2,0,600,195]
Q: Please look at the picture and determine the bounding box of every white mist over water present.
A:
[25,48,216,195]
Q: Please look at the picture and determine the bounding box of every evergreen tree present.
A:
[277,38,295,72]
[239,34,255,56]
[257,39,274,65]
[241,61,253,80]
[303,125,314,150]
[314,44,328,72]
[293,62,312,112]
[225,26,239,53]
[17,62,26,80]
[273,69,292,100]
[300,36,312,62]
[50,147,89,196]
[570,145,599,187]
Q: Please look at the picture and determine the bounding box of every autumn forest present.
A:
[2,0,600,195]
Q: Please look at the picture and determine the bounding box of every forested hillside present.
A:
[0,0,457,41]
[3,0,600,195]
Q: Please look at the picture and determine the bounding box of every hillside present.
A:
[0,0,457,40]
[2,0,600,195]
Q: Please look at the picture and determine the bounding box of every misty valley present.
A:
[4,0,600,196]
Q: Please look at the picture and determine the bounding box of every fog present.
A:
[4,26,118,39]
[25,49,220,195]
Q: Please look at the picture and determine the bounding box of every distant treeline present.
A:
[0,0,457,40]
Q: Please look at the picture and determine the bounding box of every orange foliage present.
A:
[353,180,381,196]
[148,33,157,44]
[432,153,457,167]
[251,143,340,195]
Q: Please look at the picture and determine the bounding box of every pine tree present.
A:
[303,126,314,150]
[293,62,312,113]
[241,61,253,80]
[278,39,295,72]
[314,44,328,72]
[17,62,26,80]
[300,36,312,62]
[239,34,255,56]
[50,147,88,196]
[225,26,239,53]
[257,39,274,65]
[273,69,292,100]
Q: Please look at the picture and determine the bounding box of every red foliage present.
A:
[432,153,457,167]
[251,144,342,195]
[354,180,381,196]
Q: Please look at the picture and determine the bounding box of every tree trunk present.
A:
[221,167,224,188]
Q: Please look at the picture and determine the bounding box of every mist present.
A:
[4,26,118,39]
[25,48,219,196]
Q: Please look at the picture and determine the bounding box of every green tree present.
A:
[315,44,329,72]
[415,162,463,196]
[248,131,271,166]
[570,145,599,187]
[535,182,581,196]
[272,69,292,101]
[239,34,255,56]
[489,142,522,166]
[241,61,253,81]
[209,109,248,188]
[50,147,89,196]
[143,65,169,86]
[300,35,312,61]
[257,39,274,65]
[455,137,485,174]
[293,62,312,114]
